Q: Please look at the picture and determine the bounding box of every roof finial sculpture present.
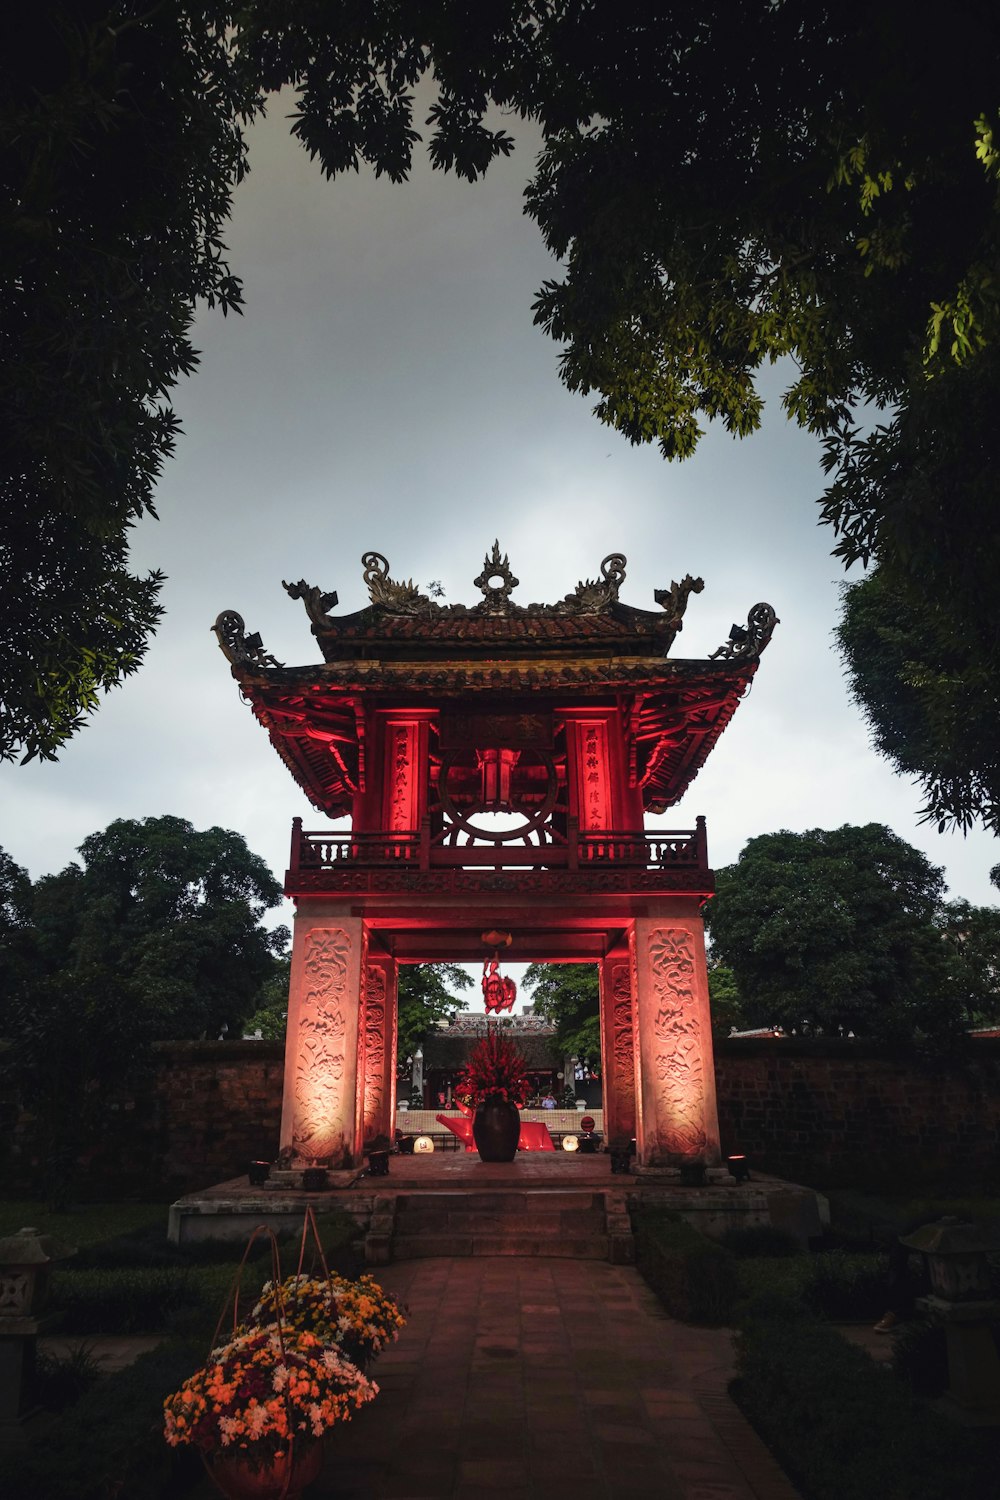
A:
[473,541,519,613]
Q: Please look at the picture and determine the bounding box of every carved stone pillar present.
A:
[630,913,722,1167]
[598,945,637,1145]
[279,911,367,1168]
[358,953,398,1146]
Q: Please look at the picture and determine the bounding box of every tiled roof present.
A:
[314,603,670,658]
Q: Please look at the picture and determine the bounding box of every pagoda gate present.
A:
[214,545,776,1171]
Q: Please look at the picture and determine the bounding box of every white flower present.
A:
[218,1416,240,1446]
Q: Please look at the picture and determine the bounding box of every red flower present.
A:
[456,1022,531,1108]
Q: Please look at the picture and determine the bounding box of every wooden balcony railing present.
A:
[288,816,708,877]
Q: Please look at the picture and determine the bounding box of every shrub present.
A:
[733,1301,994,1500]
[719,1224,801,1258]
[31,1341,102,1412]
[0,1342,204,1500]
[735,1254,816,1307]
[801,1249,889,1320]
[891,1316,949,1396]
[634,1210,739,1325]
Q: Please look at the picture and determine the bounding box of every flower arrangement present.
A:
[455,1023,531,1108]
[163,1325,376,1468]
[249,1273,407,1368]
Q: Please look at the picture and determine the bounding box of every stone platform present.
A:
[167,1154,827,1258]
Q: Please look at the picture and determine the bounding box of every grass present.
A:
[0,1199,169,1247]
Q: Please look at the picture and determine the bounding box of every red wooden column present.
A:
[358,952,398,1146]
[598,941,638,1146]
[629,907,722,1168]
[279,906,368,1168]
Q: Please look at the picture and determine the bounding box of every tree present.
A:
[837,566,1000,835]
[0,848,34,1001]
[2,816,287,1192]
[2,3,253,761]
[243,954,292,1039]
[523,962,600,1065]
[935,900,1000,1030]
[8,2,1000,826]
[396,963,472,1065]
[705,824,970,1043]
[706,963,747,1038]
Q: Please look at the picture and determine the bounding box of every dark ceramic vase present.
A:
[206,1439,323,1498]
[472,1095,520,1162]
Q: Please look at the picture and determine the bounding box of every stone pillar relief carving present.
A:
[362,963,387,1139]
[292,927,352,1162]
[647,926,709,1158]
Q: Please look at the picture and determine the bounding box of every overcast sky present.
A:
[2,100,996,985]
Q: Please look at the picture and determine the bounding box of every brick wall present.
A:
[11,1037,1000,1193]
[714,1037,1000,1188]
[150,1040,284,1186]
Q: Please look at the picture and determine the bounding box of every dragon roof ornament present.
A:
[276,546,689,621]
[212,611,284,670]
[215,545,777,668]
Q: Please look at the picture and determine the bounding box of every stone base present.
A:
[167,1177,368,1245]
[265,1167,359,1191]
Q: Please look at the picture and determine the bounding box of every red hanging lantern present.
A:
[482,956,516,1014]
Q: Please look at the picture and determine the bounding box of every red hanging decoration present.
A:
[482,956,516,1014]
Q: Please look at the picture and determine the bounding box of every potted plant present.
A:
[456,1023,531,1162]
[249,1273,407,1372]
[163,1324,377,1498]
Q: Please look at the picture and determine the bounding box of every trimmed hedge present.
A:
[800,1249,890,1320]
[634,1210,739,1325]
[52,1266,203,1334]
[733,1297,995,1500]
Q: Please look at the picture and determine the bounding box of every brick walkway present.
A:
[315,1257,800,1500]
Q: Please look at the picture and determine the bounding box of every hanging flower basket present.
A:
[249,1273,406,1372]
[164,1214,382,1499]
[164,1325,376,1496]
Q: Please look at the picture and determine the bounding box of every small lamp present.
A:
[413,1135,435,1153]
[727,1154,750,1183]
[562,1134,580,1151]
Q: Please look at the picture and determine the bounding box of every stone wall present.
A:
[10,1037,1000,1193]
[150,1040,285,1186]
[713,1037,1000,1188]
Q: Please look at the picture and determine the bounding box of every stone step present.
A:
[393,1208,608,1235]
[391,1191,604,1214]
[391,1232,611,1260]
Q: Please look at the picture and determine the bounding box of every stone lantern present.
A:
[900,1217,993,1302]
[900,1216,1000,1424]
[0,1227,77,1439]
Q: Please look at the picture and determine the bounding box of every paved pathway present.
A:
[314,1257,800,1500]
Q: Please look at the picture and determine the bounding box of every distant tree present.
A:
[243,954,292,1039]
[396,963,472,1064]
[705,825,965,1043]
[523,963,600,1065]
[0,848,34,1003]
[934,900,1000,1030]
[3,815,287,1195]
[706,963,747,1038]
